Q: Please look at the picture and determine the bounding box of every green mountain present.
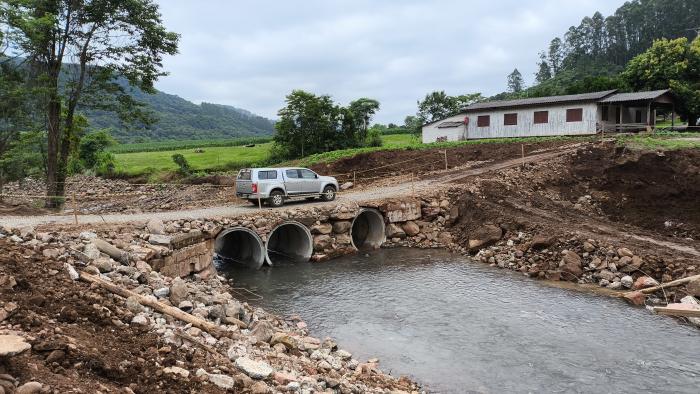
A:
[84,87,275,143]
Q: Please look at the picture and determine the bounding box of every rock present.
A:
[45,349,65,364]
[153,287,170,298]
[125,296,143,313]
[169,278,189,305]
[385,223,406,239]
[332,221,351,234]
[9,235,22,243]
[146,218,165,235]
[0,335,31,357]
[401,221,420,236]
[530,234,556,250]
[163,366,190,378]
[42,248,60,259]
[617,247,634,258]
[148,234,171,246]
[598,270,616,282]
[207,374,235,389]
[313,235,331,251]
[620,256,643,273]
[617,256,632,268]
[235,357,273,379]
[336,349,352,360]
[607,281,622,290]
[15,382,42,394]
[560,252,583,280]
[251,381,269,394]
[254,218,268,228]
[270,333,299,350]
[273,371,297,385]
[623,291,646,306]
[92,257,114,273]
[83,243,101,261]
[621,275,634,289]
[468,225,502,250]
[340,182,353,190]
[79,231,97,240]
[310,223,332,235]
[632,276,659,290]
[582,242,596,253]
[686,278,700,297]
[680,296,700,327]
[250,321,274,343]
[131,314,149,326]
[178,301,193,311]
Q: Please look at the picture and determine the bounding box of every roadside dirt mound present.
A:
[556,147,700,238]
[0,240,222,393]
[310,139,579,181]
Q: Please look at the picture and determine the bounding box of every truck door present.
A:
[284,169,303,194]
[299,169,322,193]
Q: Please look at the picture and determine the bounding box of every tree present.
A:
[507,68,524,93]
[1,0,179,207]
[535,52,552,84]
[403,115,421,134]
[347,98,380,143]
[548,37,564,75]
[416,91,457,124]
[623,37,700,126]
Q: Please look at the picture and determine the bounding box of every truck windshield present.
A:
[237,170,251,180]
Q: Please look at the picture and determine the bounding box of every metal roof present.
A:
[463,90,618,112]
[598,89,671,103]
[437,121,464,128]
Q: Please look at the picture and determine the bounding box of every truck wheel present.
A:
[321,186,336,202]
[268,191,285,207]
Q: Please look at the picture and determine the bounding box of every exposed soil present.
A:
[309,138,586,182]
[0,239,223,393]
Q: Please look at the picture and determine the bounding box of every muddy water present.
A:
[219,248,700,393]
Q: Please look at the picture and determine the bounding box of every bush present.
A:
[171,153,192,175]
[366,128,383,147]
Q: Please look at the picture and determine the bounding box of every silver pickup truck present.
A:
[236,167,339,207]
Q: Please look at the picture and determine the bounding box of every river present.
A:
[219,247,700,393]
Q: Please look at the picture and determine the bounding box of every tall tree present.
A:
[347,98,380,144]
[507,68,524,93]
[535,52,552,83]
[416,91,457,124]
[1,0,179,207]
[548,37,564,75]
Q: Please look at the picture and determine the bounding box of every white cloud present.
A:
[154,0,620,124]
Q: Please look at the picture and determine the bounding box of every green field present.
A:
[113,133,419,176]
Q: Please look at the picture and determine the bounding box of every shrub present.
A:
[171,153,192,175]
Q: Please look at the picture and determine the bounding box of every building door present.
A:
[615,107,621,124]
[635,110,642,123]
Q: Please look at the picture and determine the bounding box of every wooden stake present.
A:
[72,190,78,224]
[257,195,262,210]
[653,306,700,318]
[353,171,356,186]
[521,144,525,169]
[79,271,230,338]
[444,150,448,170]
[640,274,700,294]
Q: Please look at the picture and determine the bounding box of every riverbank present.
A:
[0,229,420,393]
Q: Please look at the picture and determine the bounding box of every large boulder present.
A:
[385,224,406,239]
[147,218,165,235]
[235,357,273,379]
[310,223,332,235]
[402,221,420,236]
[530,234,556,250]
[560,251,583,280]
[468,224,502,250]
[332,221,351,234]
[686,278,700,297]
[632,276,659,290]
[313,235,332,251]
[0,334,31,357]
[250,321,274,343]
[169,278,189,305]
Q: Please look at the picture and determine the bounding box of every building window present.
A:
[477,115,490,127]
[566,108,583,122]
[601,106,609,121]
[504,113,517,126]
[534,111,548,124]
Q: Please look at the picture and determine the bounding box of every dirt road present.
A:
[0,145,578,228]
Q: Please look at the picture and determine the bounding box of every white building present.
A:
[422,89,676,143]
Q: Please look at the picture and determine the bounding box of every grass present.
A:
[619,132,700,150]
[109,136,273,154]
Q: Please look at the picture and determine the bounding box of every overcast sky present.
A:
[154,0,620,124]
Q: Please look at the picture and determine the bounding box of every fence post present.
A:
[353,171,356,186]
[72,190,79,225]
[521,144,525,169]
[444,150,448,170]
[258,195,262,210]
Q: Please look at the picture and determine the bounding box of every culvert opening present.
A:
[351,208,386,250]
[214,227,266,269]
[265,221,313,265]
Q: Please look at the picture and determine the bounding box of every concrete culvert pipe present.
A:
[214,227,266,269]
[351,208,386,250]
[265,221,313,265]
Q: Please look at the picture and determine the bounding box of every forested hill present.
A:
[84,87,275,143]
[528,0,700,96]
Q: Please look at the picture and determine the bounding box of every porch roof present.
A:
[598,89,671,103]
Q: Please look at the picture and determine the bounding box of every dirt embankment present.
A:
[310,139,579,181]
